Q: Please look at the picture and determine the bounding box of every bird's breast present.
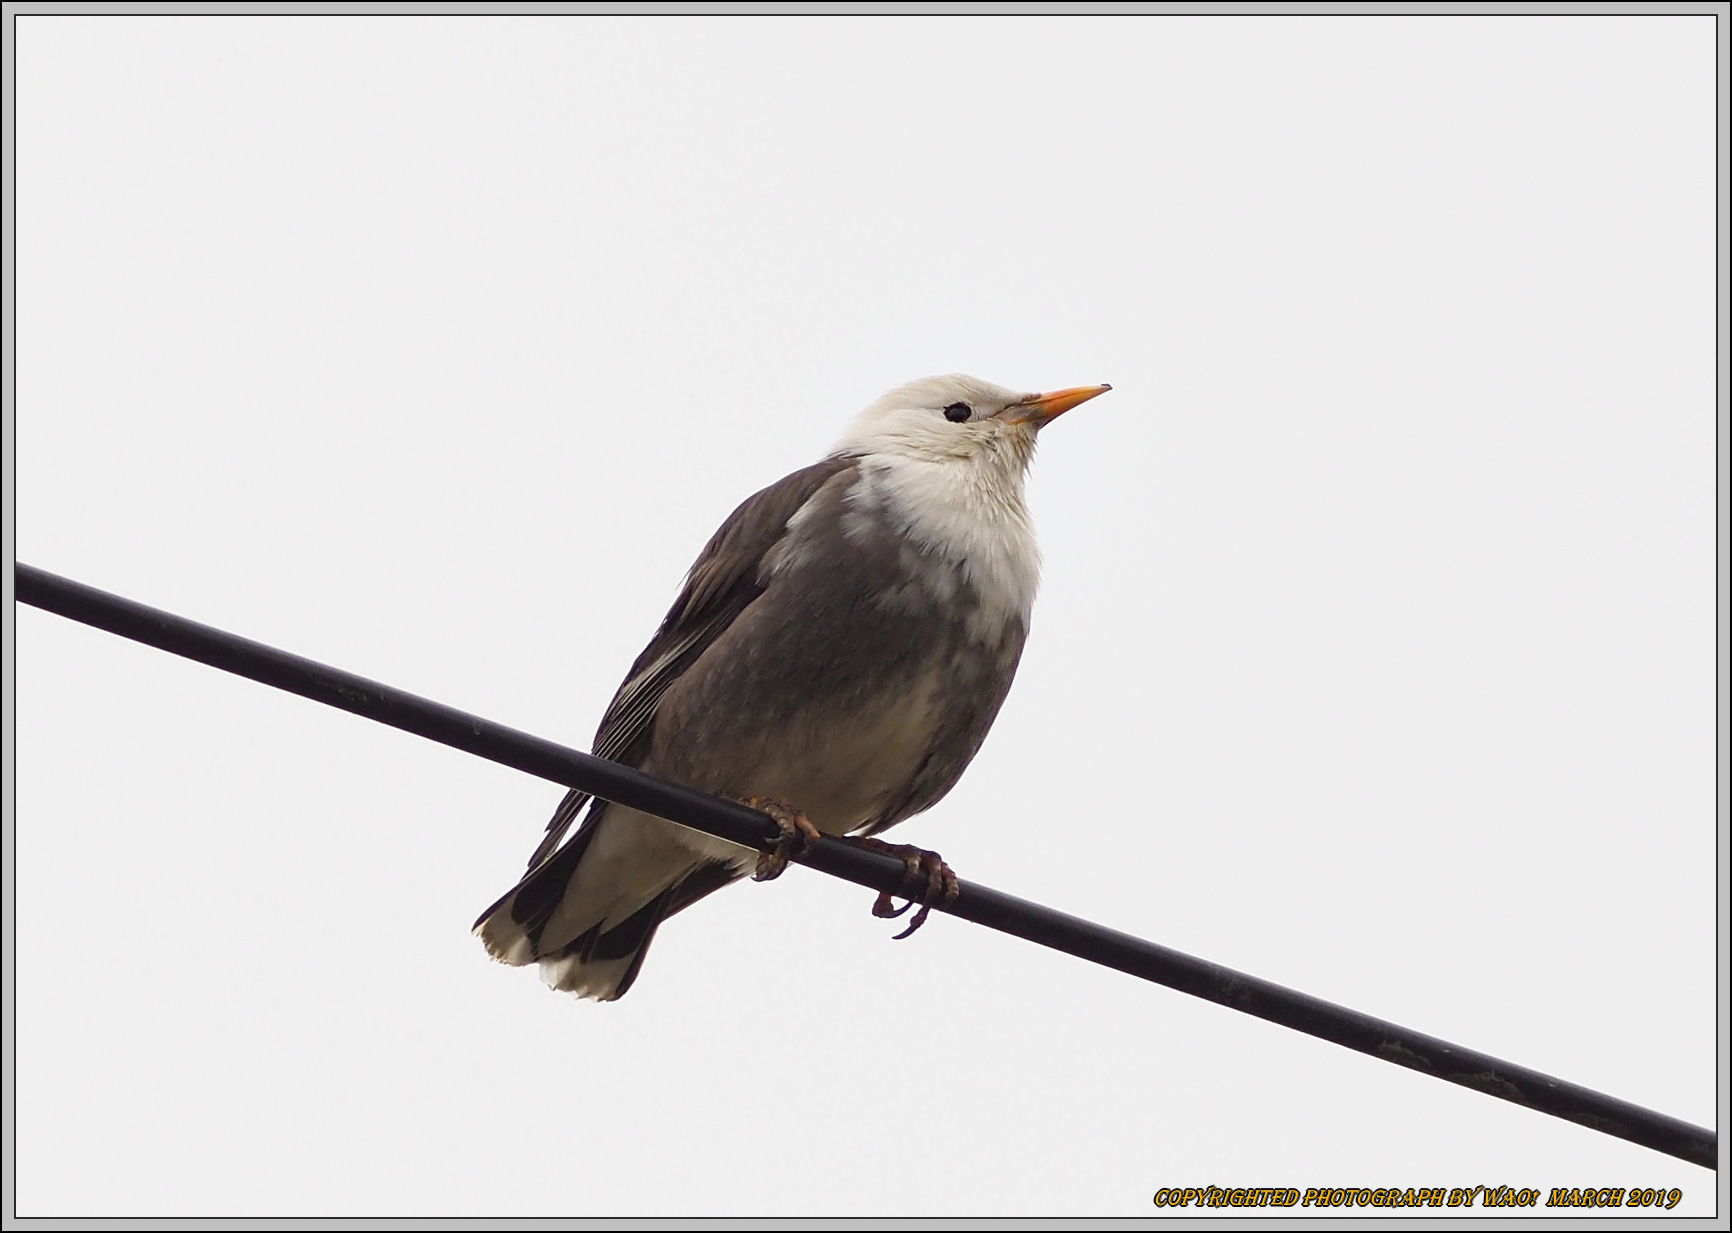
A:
[799,453,1040,646]
[647,468,1030,836]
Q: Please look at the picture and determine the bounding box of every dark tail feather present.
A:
[534,859,741,1001]
[526,787,592,870]
[476,818,743,1002]
[472,797,603,940]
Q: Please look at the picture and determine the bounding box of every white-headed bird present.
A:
[475,375,1111,999]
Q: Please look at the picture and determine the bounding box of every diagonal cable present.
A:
[12,561,1717,1171]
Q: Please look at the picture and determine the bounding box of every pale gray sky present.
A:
[13,13,1719,1218]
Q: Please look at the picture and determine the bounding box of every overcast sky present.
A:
[12,13,1720,1219]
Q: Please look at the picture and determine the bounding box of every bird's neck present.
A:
[852,447,1041,640]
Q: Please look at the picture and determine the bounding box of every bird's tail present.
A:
[474,798,743,1001]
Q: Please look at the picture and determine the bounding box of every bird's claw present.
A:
[871,893,917,919]
[745,797,822,882]
[857,839,960,939]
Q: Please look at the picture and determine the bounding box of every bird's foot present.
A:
[852,837,960,939]
[744,797,823,882]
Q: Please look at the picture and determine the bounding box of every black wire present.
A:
[13,562,1718,1171]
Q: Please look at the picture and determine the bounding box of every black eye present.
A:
[943,402,972,423]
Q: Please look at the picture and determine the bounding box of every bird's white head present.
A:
[829,374,1111,473]
[821,375,1112,638]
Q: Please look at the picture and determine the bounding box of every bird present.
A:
[474,374,1111,1000]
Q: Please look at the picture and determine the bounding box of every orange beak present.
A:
[1003,383,1112,426]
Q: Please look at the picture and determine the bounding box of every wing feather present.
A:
[521,456,856,871]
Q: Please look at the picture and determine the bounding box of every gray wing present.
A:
[521,456,857,869]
